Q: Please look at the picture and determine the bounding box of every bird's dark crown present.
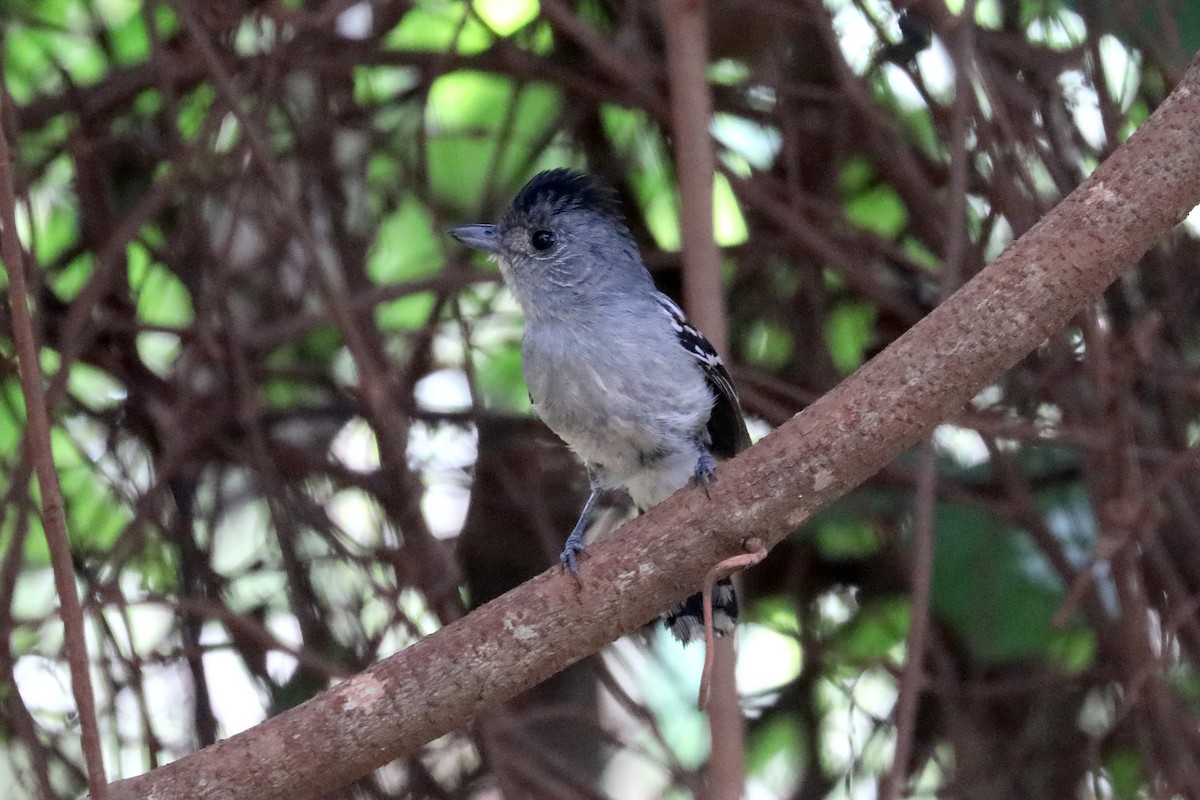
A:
[507,168,624,223]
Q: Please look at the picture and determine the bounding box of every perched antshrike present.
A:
[451,169,751,643]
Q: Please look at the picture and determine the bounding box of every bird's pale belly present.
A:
[537,407,706,509]
[524,334,714,507]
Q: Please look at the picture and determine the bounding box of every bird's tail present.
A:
[663,578,738,645]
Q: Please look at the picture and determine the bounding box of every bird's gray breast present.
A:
[521,314,714,481]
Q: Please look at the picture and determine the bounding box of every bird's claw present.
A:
[692,452,717,497]
[559,536,585,577]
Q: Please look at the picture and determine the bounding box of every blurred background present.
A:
[2,0,1199,798]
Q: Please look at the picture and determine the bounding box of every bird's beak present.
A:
[449,224,501,254]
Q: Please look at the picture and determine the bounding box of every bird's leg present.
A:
[560,487,602,576]
[692,451,717,497]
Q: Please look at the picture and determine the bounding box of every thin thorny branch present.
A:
[0,82,108,798]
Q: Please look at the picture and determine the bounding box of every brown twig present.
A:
[661,0,728,356]
[0,83,109,797]
[659,3,745,793]
[538,0,662,114]
[0,461,57,799]
[697,538,768,711]
[879,446,936,800]
[659,4,743,795]
[941,0,978,295]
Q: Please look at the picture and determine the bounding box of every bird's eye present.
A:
[530,229,556,251]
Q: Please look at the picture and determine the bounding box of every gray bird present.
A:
[450,169,751,643]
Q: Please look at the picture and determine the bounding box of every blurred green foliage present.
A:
[1,0,1197,798]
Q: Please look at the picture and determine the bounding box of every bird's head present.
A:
[450,169,650,314]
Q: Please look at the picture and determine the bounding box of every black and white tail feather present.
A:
[652,293,751,644]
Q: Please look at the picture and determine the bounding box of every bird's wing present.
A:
[653,293,751,458]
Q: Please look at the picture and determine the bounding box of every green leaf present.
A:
[427,75,563,211]
[375,292,438,332]
[602,106,677,249]
[4,26,59,104]
[60,460,129,553]
[832,597,909,662]
[1104,748,1143,800]
[838,156,875,195]
[106,1,150,65]
[901,236,940,270]
[825,301,876,374]
[128,244,194,327]
[0,379,26,460]
[814,518,883,559]
[744,319,792,370]
[474,0,540,36]
[713,172,748,246]
[354,66,420,107]
[36,202,80,268]
[369,199,441,285]
[749,595,799,634]
[428,71,514,129]
[1045,627,1096,673]
[476,345,530,412]
[177,85,217,142]
[21,518,50,567]
[41,427,128,554]
[136,332,181,376]
[930,502,1065,662]
[846,185,908,238]
[9,626,40,656]
[68,363,125,412]
[747,715,803,774]
[388,2,494,54]
[128,531,180,594]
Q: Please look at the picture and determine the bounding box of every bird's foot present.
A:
[559,531,587,577]
[560,488,601,577]
[692,452,717,496]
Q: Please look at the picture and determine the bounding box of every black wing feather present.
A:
[653,294,751,459]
